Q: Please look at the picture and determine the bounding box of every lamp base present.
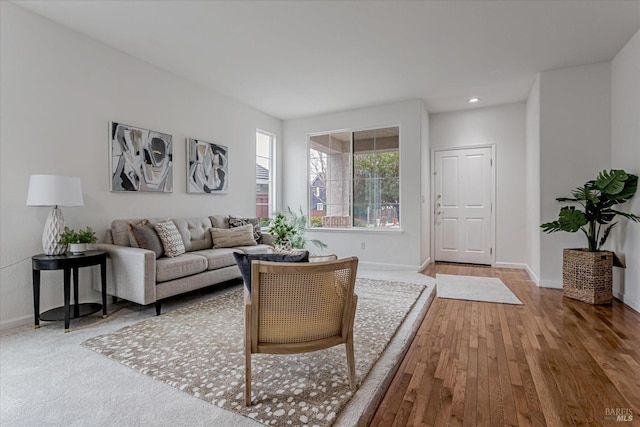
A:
[43,206,66,255]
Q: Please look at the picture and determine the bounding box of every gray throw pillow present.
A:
[233,251,309,292]
[129,222,164,259]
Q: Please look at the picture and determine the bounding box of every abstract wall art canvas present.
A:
[187,138,229,194]
[110,122,173,192]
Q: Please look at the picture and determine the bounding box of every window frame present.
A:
[306,124,401,232]
[256,129,276,221]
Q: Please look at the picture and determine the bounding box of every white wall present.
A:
[538,62,611,288]
[0,3,282,329]
[282,100,427,269]
[525,76,541,283]
[611,29,640,312]
[429,103,527,268]
[420,101,431,269]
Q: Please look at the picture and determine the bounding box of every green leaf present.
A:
[569,186,599,204]
[595,169,628,195]
[540,220,562,233]
[558,207,587,232]
[540,207,587,233]
[610,209,640,222]
[608,174,638,202]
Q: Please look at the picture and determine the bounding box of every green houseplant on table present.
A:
[59,226,98,254]
[541,169,640,304]
[267,207,327,251]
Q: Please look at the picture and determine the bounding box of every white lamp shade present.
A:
[26,175,84,207]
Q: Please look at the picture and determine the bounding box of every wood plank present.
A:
[369,263,640,427]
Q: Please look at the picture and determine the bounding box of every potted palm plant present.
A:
[541,169,639,304]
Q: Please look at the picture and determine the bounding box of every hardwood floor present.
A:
[369,263,640,426]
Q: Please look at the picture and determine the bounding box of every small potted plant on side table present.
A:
[541,169,639,304]
[59,226,98,254]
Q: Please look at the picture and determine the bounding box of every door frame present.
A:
[430,144,496,266]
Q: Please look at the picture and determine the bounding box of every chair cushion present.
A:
[129,221,164,259]
[268,247,337,262]
[233,251,309,292]
[236,244,272,254]
[229,215,262,243]
[154,220,186,257]
[210,224,256,248]
[155,254,208,283]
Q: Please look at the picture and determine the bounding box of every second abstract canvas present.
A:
[187,138,228,193]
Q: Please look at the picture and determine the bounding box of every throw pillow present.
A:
[229,216,262,243]
[129,222,164,259]
[126,219,148,247]
[154,220,186,257]
[233,251,310,292]
[210,224,257,248]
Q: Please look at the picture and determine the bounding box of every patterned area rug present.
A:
[436,273,523,305]
[82,278,426,426]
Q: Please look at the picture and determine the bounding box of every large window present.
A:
[256,130,275,224]
[308,126,399,229]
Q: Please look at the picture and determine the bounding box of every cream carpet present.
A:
[436,273,523,305]
[82,277,433,426]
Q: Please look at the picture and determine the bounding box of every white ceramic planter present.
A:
[68,243,87,254]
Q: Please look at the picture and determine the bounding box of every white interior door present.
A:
[434,147,493,265]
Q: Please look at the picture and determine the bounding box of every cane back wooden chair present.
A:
[244,256,359,406]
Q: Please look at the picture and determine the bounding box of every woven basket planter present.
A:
[562,248,613,304]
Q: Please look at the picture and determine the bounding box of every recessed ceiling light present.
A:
[468,98,480,104]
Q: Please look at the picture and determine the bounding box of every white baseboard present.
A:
[538,280,562,289]
[0,314,32,331]
[419,257,431,272]
[613,291,640,314]
[494,262,527,270]
[359,261,422,272]
[524,265,540,285]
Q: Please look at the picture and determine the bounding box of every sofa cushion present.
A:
[129,221,164,259]
[172,217,213,252]
[229,215,262,243]
[210,224,256,248]
[189,248,239,270]
[155,254,208,283]
[154,221,186,257]
[209,215,229,229]
[233,251,309,292]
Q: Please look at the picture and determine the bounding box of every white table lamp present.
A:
[27,175,84,255]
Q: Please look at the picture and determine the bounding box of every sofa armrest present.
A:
[94,243,157,305]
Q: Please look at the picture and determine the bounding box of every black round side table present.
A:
[32,250,107,333]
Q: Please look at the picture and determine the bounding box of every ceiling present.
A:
[14,1,640,120]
